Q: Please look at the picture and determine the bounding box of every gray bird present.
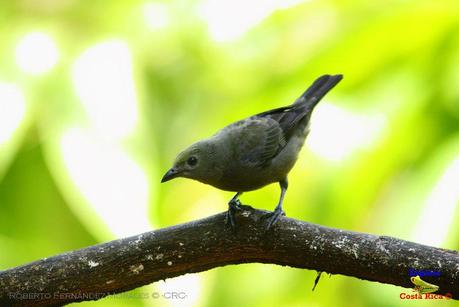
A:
[162,74,343,229]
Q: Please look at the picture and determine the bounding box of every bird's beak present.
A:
[161,168,180,183]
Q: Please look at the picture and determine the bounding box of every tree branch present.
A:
[1,205,458,306]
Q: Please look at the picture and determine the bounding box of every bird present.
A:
[161,74,343,230]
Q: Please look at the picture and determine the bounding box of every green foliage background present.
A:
[0,0,458,306]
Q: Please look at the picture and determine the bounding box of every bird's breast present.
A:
[213,141,303,192]
[206,122,307,192]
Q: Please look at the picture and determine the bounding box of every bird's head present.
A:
[161,140,219,184]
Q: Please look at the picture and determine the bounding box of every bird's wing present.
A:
[226,75,343,168]
[254,104,309,142]
[227,117,286,168]
[247,74,344,156]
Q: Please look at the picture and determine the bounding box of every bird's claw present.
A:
[264,208,285,230]
[225,199,243,229]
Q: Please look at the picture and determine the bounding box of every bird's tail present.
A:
[293,74,343,110]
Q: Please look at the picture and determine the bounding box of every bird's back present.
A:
[210,75,343,191]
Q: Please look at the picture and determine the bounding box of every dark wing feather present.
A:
[235,74,343,167]
[236,117,285,167]
[252,74,343,153]
[254,104,308,142]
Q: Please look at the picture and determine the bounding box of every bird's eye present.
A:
[187,156,198,167]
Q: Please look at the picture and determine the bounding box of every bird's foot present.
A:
[264,208,285,230]
[229,198,242,209]
[225,199,243,229]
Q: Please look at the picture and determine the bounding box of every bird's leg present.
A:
[265,179,288,230]
[226,192,243,229]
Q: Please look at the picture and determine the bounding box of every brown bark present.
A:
[1,205,458,306]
